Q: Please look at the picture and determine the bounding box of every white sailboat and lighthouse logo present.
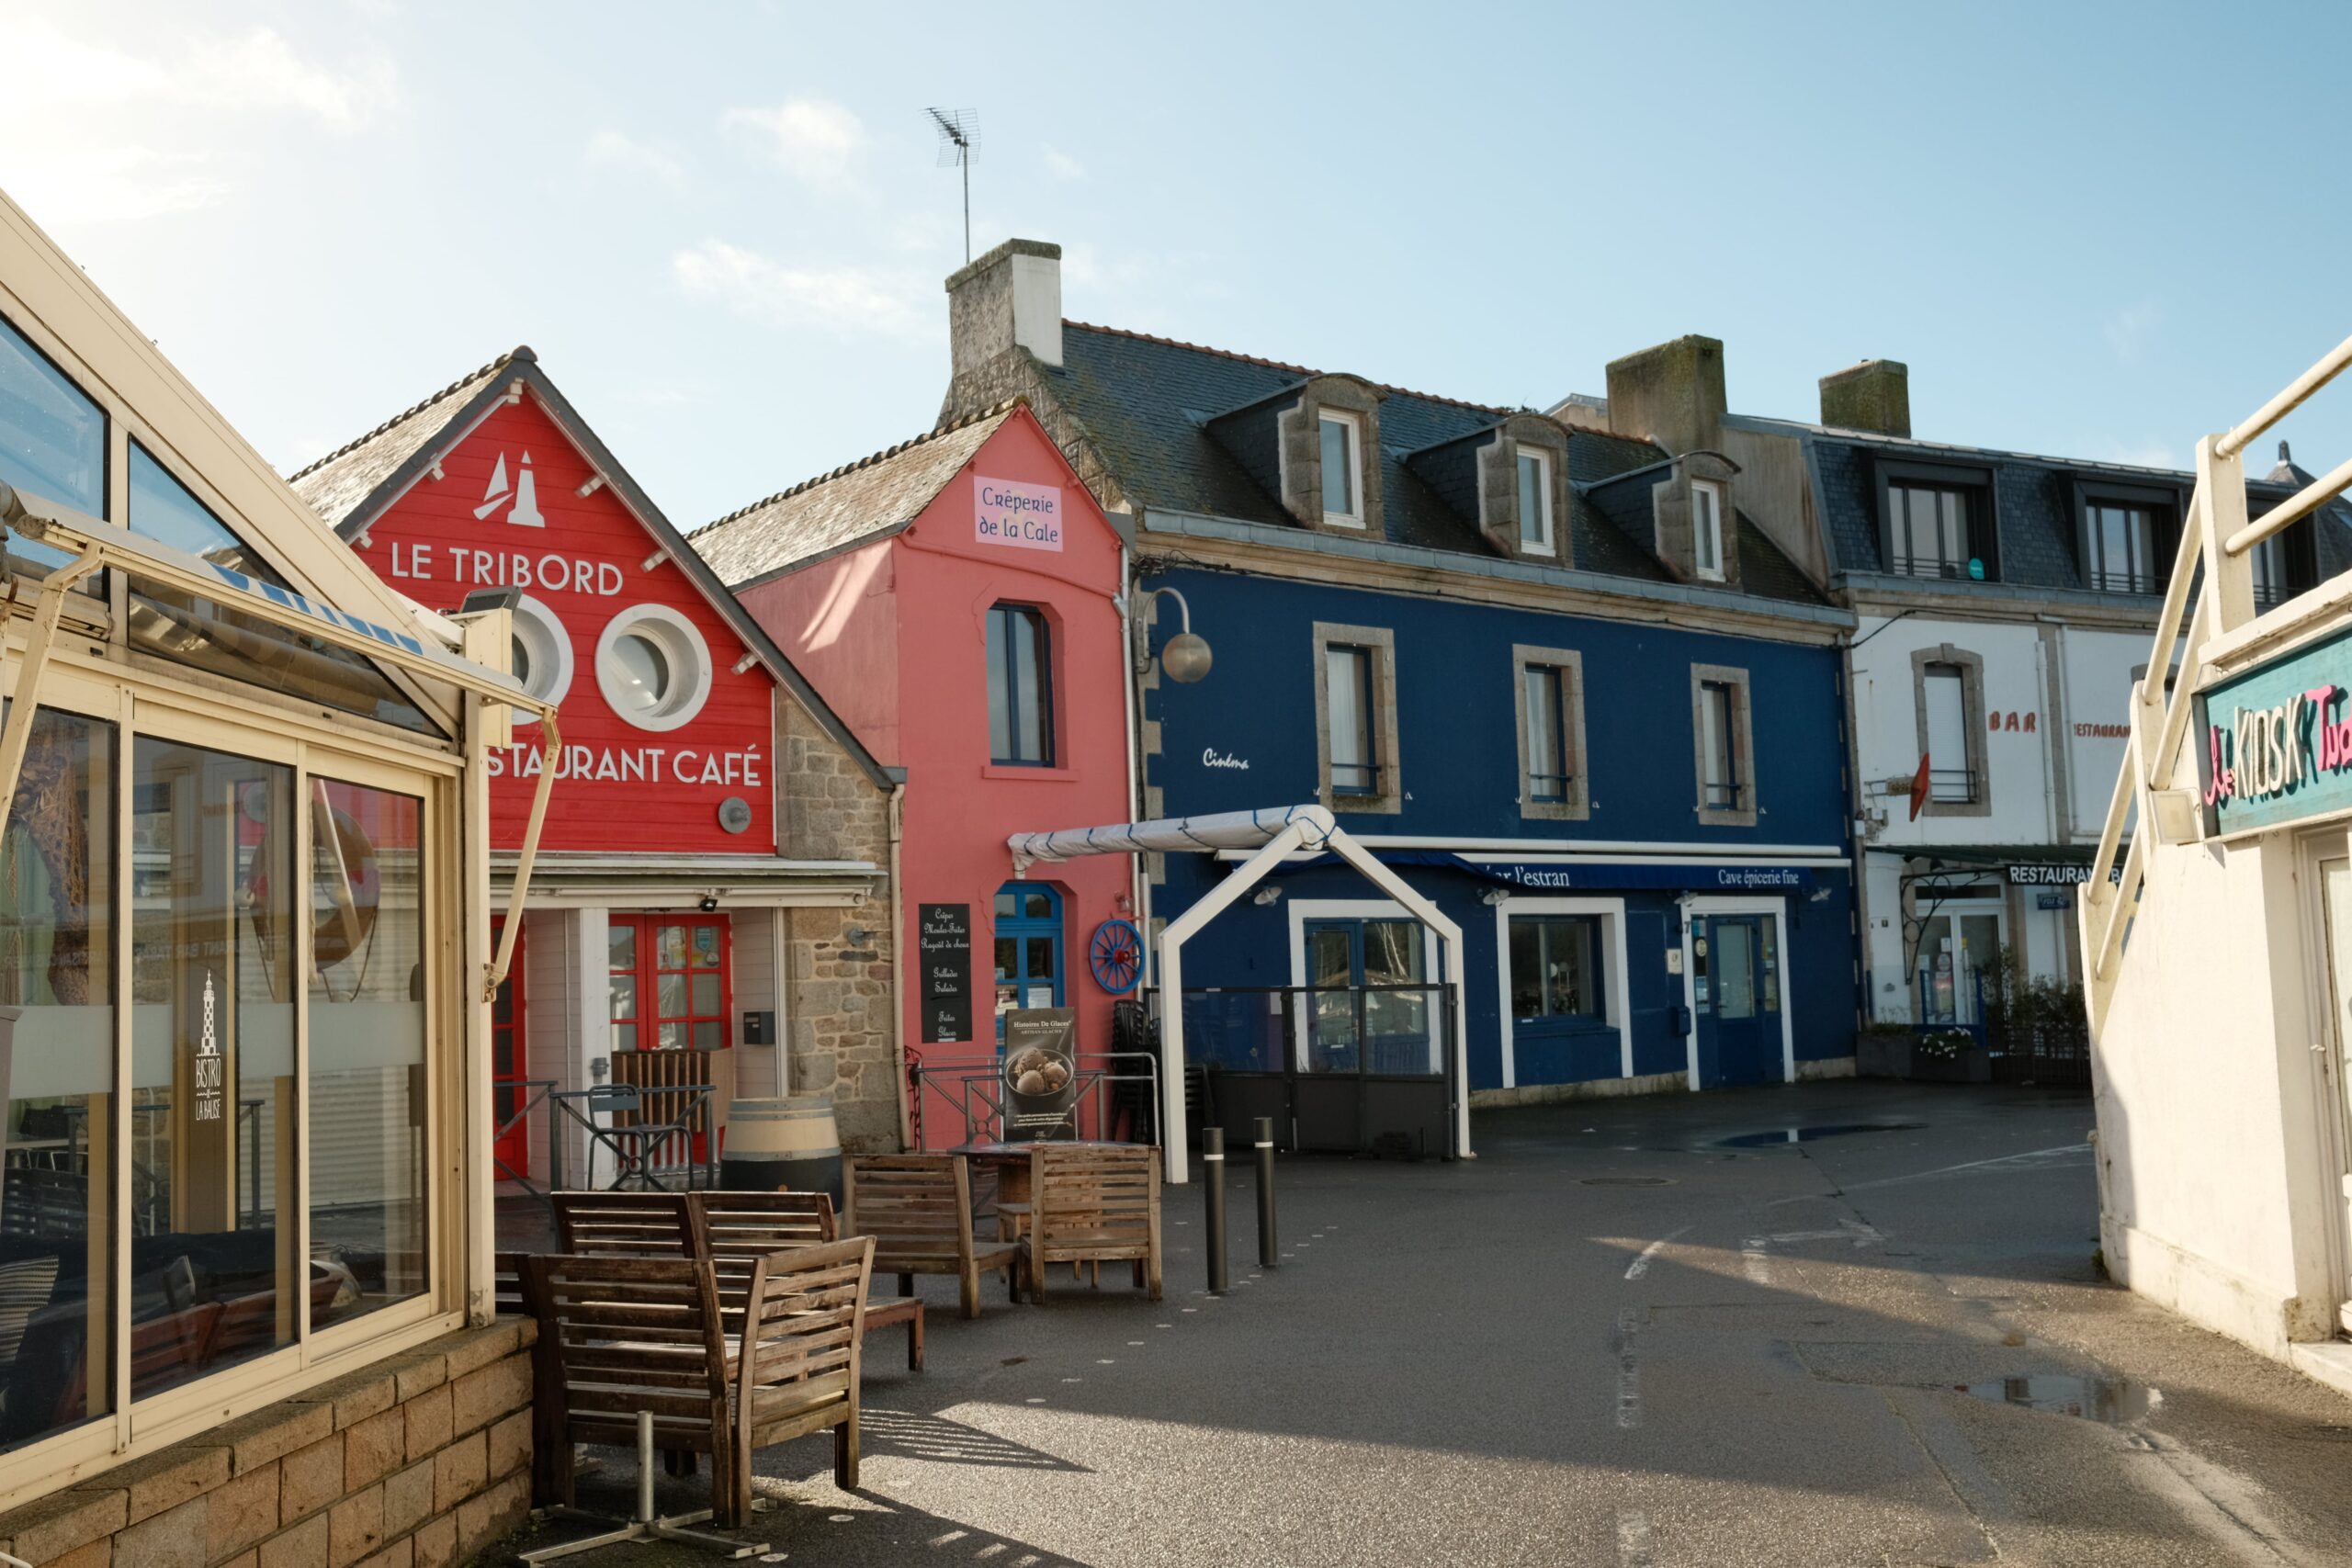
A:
[474,451,547,528]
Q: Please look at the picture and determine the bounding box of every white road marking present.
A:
[1616,1509,1655,1566]
[1763,1219,1884,1247]
[1770,1143,2093,1203]
[1624,1226,1692,1280]
[1615,1308,1643,1428]
[1742,1238,1772,1285]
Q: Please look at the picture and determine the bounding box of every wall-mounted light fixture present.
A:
[1133,585,1213,683]
[698,893,720,913]
[1251,886,1282,906]
[1479,887,1510,907]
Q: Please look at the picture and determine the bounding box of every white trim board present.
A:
[1680,895,1797,1090]
[1492,896,1632,1089]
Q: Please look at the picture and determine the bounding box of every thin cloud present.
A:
[722,98,868,189]
[2104,300,2160,364]
[1044,146,1085,181]
[672,239,926,341]
[0,14,394,225]
[585,130,690,193]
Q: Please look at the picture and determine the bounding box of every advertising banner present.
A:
[1001,1008,1078,1140]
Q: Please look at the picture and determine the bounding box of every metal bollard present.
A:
[1203,1126,1227,1294]
[1254,1115,1278,1267]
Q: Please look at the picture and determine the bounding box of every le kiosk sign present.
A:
[2198,623,2352,838]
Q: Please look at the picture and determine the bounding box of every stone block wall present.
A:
[0,1320,535,1568]
[777,697,900,1154]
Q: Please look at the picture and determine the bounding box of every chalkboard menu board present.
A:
[919,903,973,1043]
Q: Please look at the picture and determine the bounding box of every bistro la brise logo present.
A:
[2202,681,2352,807]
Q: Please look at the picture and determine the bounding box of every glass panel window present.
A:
[130,738,300,1393]
[2251,533,2289,608]
[1714,924,1757,1020]
[1890,484,1975,579]
[0,708,115,1451]
[1509,915,1601,1022]
[611,915,729,1055]
[2086,502,2157,593]
[1699,680,1740,810]
[0,312,104,520]
[1327,646,1377,796]
[307,780,426,1332]
[1523,665,1569,803]
[128,444,262,569]
[1319,412,1361,524]
[986,604,1053,766]
[1692,479,1725,581]
[1924,664,1974,803]
[1516,448,1553,553]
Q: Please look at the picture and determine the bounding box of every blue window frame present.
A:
[986,604,1054,766]
[992,882,1063,1043]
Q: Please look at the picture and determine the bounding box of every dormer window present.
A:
[1517,446,1555,555]
[2086,502,2159,594]
[1320,409,1364,526]
[1692,479,1725,581]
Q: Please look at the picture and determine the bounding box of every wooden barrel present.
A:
[720,1095,841,1201]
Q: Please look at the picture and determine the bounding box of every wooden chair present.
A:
[842,1155,1017,1320]
[1001,1145,1162,1304]
[687,1191,924,1371]
[552,1190,693,1258]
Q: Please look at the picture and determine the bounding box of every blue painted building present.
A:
[939,241,1860,1106]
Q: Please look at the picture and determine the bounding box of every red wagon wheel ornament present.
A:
[1089,919,1144,995]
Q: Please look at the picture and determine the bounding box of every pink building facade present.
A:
[695,404,1139,1146]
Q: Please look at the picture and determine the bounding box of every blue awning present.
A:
[1269,850,1821,894]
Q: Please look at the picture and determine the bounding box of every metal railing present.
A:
[2080,330,2352,1028]
[910,1049,1163,1147]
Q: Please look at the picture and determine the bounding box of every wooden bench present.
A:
[688,1190,924,1371]
[528,1240,873,1529]
[552,1190,693,1258]
[842,1155,1018,1320]
[1001,1145,1162,1304]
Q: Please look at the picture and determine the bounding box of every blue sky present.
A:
[6,1,2349,526]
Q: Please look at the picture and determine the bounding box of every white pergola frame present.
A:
[1010,805,1470,1183]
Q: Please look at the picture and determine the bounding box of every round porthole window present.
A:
[594,604,712,732]
[506,593,573,724]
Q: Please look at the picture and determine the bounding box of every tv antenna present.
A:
[928,107,978,264]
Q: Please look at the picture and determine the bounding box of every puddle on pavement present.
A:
[1716,1122,1926,1147]
[1950,1374,2160,1424]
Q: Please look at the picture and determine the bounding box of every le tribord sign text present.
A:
[2198,625,2352,837]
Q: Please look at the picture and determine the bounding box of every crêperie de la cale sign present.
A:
[975,477,1063,552]
[919,904,972,1043]
[2199,623,2352,836]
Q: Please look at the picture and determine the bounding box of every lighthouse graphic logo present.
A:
[474,451,547,527]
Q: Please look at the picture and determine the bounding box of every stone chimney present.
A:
[946,239,1063,378]
[1604,336,1725,456]
[1819,359,1910,437]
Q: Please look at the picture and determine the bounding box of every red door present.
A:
[492,919,529,1179]
[608,915,732,1159]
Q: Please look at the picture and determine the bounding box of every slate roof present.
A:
[1036,323,1829,609]
[1738,412,2352,594]
[291,352,517,527]
[690,403,1017,590]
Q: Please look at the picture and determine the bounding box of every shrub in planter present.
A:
[1856,1021,1917,1079]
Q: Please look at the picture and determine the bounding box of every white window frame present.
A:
[1516,446,1555,556]
[506,592,574,726]
[1318,409,1365,528]
[1692,479,1725,581]
[1492,896,1630,1089]
[594,603,714,733]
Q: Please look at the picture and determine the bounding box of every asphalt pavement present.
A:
[515,1080,2352,1567]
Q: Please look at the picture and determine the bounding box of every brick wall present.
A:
[0,1320,535,1568]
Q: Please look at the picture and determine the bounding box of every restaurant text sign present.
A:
[919,904,973,1043]
[2198,624,2352,837]
[975,477,1063,552]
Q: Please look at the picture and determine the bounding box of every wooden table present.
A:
[947,1140,1140,1212]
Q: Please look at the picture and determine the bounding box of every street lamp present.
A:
[1134,586,1212,683]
